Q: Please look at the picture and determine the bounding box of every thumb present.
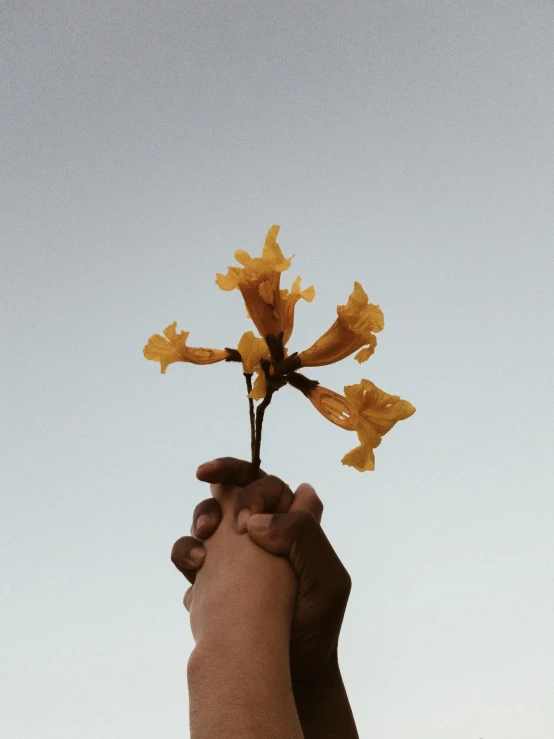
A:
[247,510,350,598]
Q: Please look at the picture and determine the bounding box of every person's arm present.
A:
[173,479,304,739]
[246,509,358,739]
[175,457,359,738]
[292,658,358,739]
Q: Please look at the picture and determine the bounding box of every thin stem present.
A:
[251,387,275,481]
[243,373,256,467]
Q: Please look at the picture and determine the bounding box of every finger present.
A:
[191,498,222,539]
[183,586,193,612]
[246,510,351,600]
[233,475,295,533]
[289,482,324,524]
[196,457,266,486]
[171,536,206,585]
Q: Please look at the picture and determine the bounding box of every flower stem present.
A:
[251,386,275,481]
[243,373,256,467]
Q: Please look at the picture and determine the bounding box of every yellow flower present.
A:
[279,276,316,344]
[306,379,415,471]
[143,322,230,374]
[216,225,314,345]
[298,282,383,367]
[237,331,271,400]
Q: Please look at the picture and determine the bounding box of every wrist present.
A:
[292,649,340,695]
[188,640,302,739]
[292,653,359,739]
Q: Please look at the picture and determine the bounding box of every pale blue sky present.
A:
[2,1,553,737]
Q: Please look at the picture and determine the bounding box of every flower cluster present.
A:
[144,226,415,474]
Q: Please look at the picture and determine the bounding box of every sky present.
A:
[2,1,553,737]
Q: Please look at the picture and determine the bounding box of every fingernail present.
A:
[196,513,212,533]
[189,547,205,564]
[248,514,271,532]
[237,508,251,533]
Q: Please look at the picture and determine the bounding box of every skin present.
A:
[171,457,359,738]
[183,476,303,738]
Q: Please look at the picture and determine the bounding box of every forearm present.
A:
[293,655,358,739]
[188,636,303,739]
[187,527,303,739]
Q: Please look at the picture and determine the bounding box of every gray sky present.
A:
[2,1,553,737]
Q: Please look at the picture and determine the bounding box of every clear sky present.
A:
[2,1,553,737]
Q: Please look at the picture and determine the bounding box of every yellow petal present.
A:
[337,282,384,333]
[341,442,376,472]
[215,266,241,291]
[240,276,282,339]
[280,275,315,345]
[301,379,414,472]
[354,343,376,363]
[216,226,297,339]
[298,283,382,367]
[307,385,358,430]
[237,331,270,374]
[143,322,229,373]
[234,249,252,266]
[248,370,267,400]
[262,225,294,272]
[346,379,416,435]
[258,280,275,305]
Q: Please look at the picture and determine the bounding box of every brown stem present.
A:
[251,386,275,481]
[287,371,320,397]
[224,348,242,362]
[243,373,256,467]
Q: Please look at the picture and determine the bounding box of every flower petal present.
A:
[346,379,416,435]
[354,342,376,363]
[262,225,294,272]
[297,283,382,367]
[280,275,316,345]
[341,441,376,472]
[258,280,274,305]
[215,226,297,340]
[337,282,384,336]
[143,322,229,373]
[306,385,358,430]
[215,266,242,291]
[248,370,267,400]
[300,378,415,472]
[237,331,270,374]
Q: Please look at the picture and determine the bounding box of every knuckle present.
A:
[235,483,265,514]
[183,586,194,612]
[313,492,324,514]
[170,536,188,565]
[293,508,318,531]
[193,499,220,527]
[330,563,352,602]
[192,499,210,520]
[234,487,251,513]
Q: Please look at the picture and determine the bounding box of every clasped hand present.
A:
[171,457,351,682]
[170,457,358,739]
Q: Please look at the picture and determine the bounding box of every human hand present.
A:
[173,468,304,739]
[171,457,352,684]
[173,471,297,653]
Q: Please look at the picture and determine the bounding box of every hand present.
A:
[178,470,297,653]
[174,473,303,739]
[171,457,352,684]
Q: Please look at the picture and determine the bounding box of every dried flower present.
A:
[216,225,314,345]
[143,322,231,373]
[306,381,416,471]
[144,226,415,475]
